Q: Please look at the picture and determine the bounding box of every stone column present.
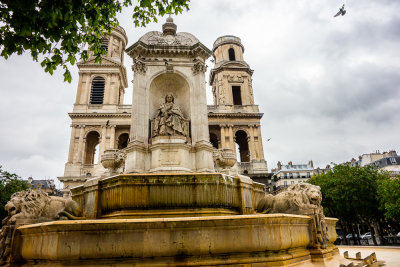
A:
[82,75,91,104]
[248,125,256,161]
[256,125,264,160]
[109,125,116,149]
[105,74,112,105]
[75,73,84,104]
[67,125,77,163]
[220,125,226,148]
[108,36,113,58]
[99,126,107,163]
[228,125,236,158]
[76,126,85,163]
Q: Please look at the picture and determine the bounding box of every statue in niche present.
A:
[153,94,188,137]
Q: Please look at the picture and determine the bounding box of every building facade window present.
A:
[228,48,235,61]
[306,172,311,178]
[232,86,242,105]
[90,77,105,104]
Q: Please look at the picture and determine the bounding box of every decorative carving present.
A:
[192,61,207,75]
[4,190,83,223]
[212,85,217,105]
[152,94,189,137]
[218,80,226,104]
[213,148,236,171]
[248,78,254,104]
[140,31,197,46]
[101,149,126,175]
[132,59,147,74]
[256,183,328,249]
[111,38,120,57]
[227,74,244,83]
[0,190,84,265]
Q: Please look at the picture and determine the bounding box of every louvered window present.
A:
[100,38,109,52]
[90,77,105,104]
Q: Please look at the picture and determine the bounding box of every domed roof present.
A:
[126,17,211,59]
[138,31,199,46]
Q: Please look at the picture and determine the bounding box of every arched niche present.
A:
[149,73,190,120]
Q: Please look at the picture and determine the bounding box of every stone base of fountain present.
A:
[8,173,349,266]
[11,214,347,266]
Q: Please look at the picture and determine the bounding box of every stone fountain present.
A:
[1,18,349,266]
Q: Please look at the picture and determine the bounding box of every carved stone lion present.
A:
[4,189,83,223]
[256,183,328,248]
[256,183,322,214]
[0,190,84,265]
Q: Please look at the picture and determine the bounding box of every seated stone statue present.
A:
[153,94,188,137]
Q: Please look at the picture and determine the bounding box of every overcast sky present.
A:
[1,0,399,185]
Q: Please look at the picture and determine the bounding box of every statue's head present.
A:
[165,94,174,103]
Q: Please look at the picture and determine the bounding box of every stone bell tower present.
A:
[125,17,214,173]
[59,27,130,189]
[208,36,268,177]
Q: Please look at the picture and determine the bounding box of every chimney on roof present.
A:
[28,176,33,184]
[326,164,330,169]
[288,161,293,167]
[277,161,282,170]
[351,158,356,163]
[308,160,314,168]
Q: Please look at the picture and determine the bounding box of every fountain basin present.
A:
[71,173,265,219]
[11,214,340,266]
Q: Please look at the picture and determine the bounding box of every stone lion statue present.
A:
[4,189,83,223]
[256,183,328,248]
[0,189,84,265]
[256,183,322,214]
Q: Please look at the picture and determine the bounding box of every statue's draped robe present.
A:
[153,102,186,136]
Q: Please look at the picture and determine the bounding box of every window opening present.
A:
[100,38,109,53]
[90,77,105,104]
[235,130,249,162]
[84,131,100,165]
[209,133,219,149]
[118,133,129,149]
[232,86,242,105]
[228,48,235,61]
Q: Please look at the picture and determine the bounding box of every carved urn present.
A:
[214,148,237,170]
[101,149,125,175]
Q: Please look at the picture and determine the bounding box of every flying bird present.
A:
[334,4,346,17]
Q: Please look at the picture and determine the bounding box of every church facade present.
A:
[58,20,268,190]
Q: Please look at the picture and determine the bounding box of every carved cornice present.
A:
[69,113,131,118]
[207,112,263,119]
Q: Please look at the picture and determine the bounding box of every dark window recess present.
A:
[232,86,242,105]
[118,133,129,149]
[90,77,105,104]
[209,133,219,149]
[100,38,109,53]
[228,48,236,61]
[235,130,249,162]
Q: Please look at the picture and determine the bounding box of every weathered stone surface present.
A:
[0,190,83,265]
[71,173,265,219]
[256,183,329,249]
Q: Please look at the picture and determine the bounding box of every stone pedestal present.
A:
[149,136,192,172]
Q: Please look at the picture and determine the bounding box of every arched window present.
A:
[228,48,236,61]
[209,133,219,149]
[84,131,100,165]
[118,133,129,149]
[90,77,105,104]
[235,130,250,162]
[100,38,109,53]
